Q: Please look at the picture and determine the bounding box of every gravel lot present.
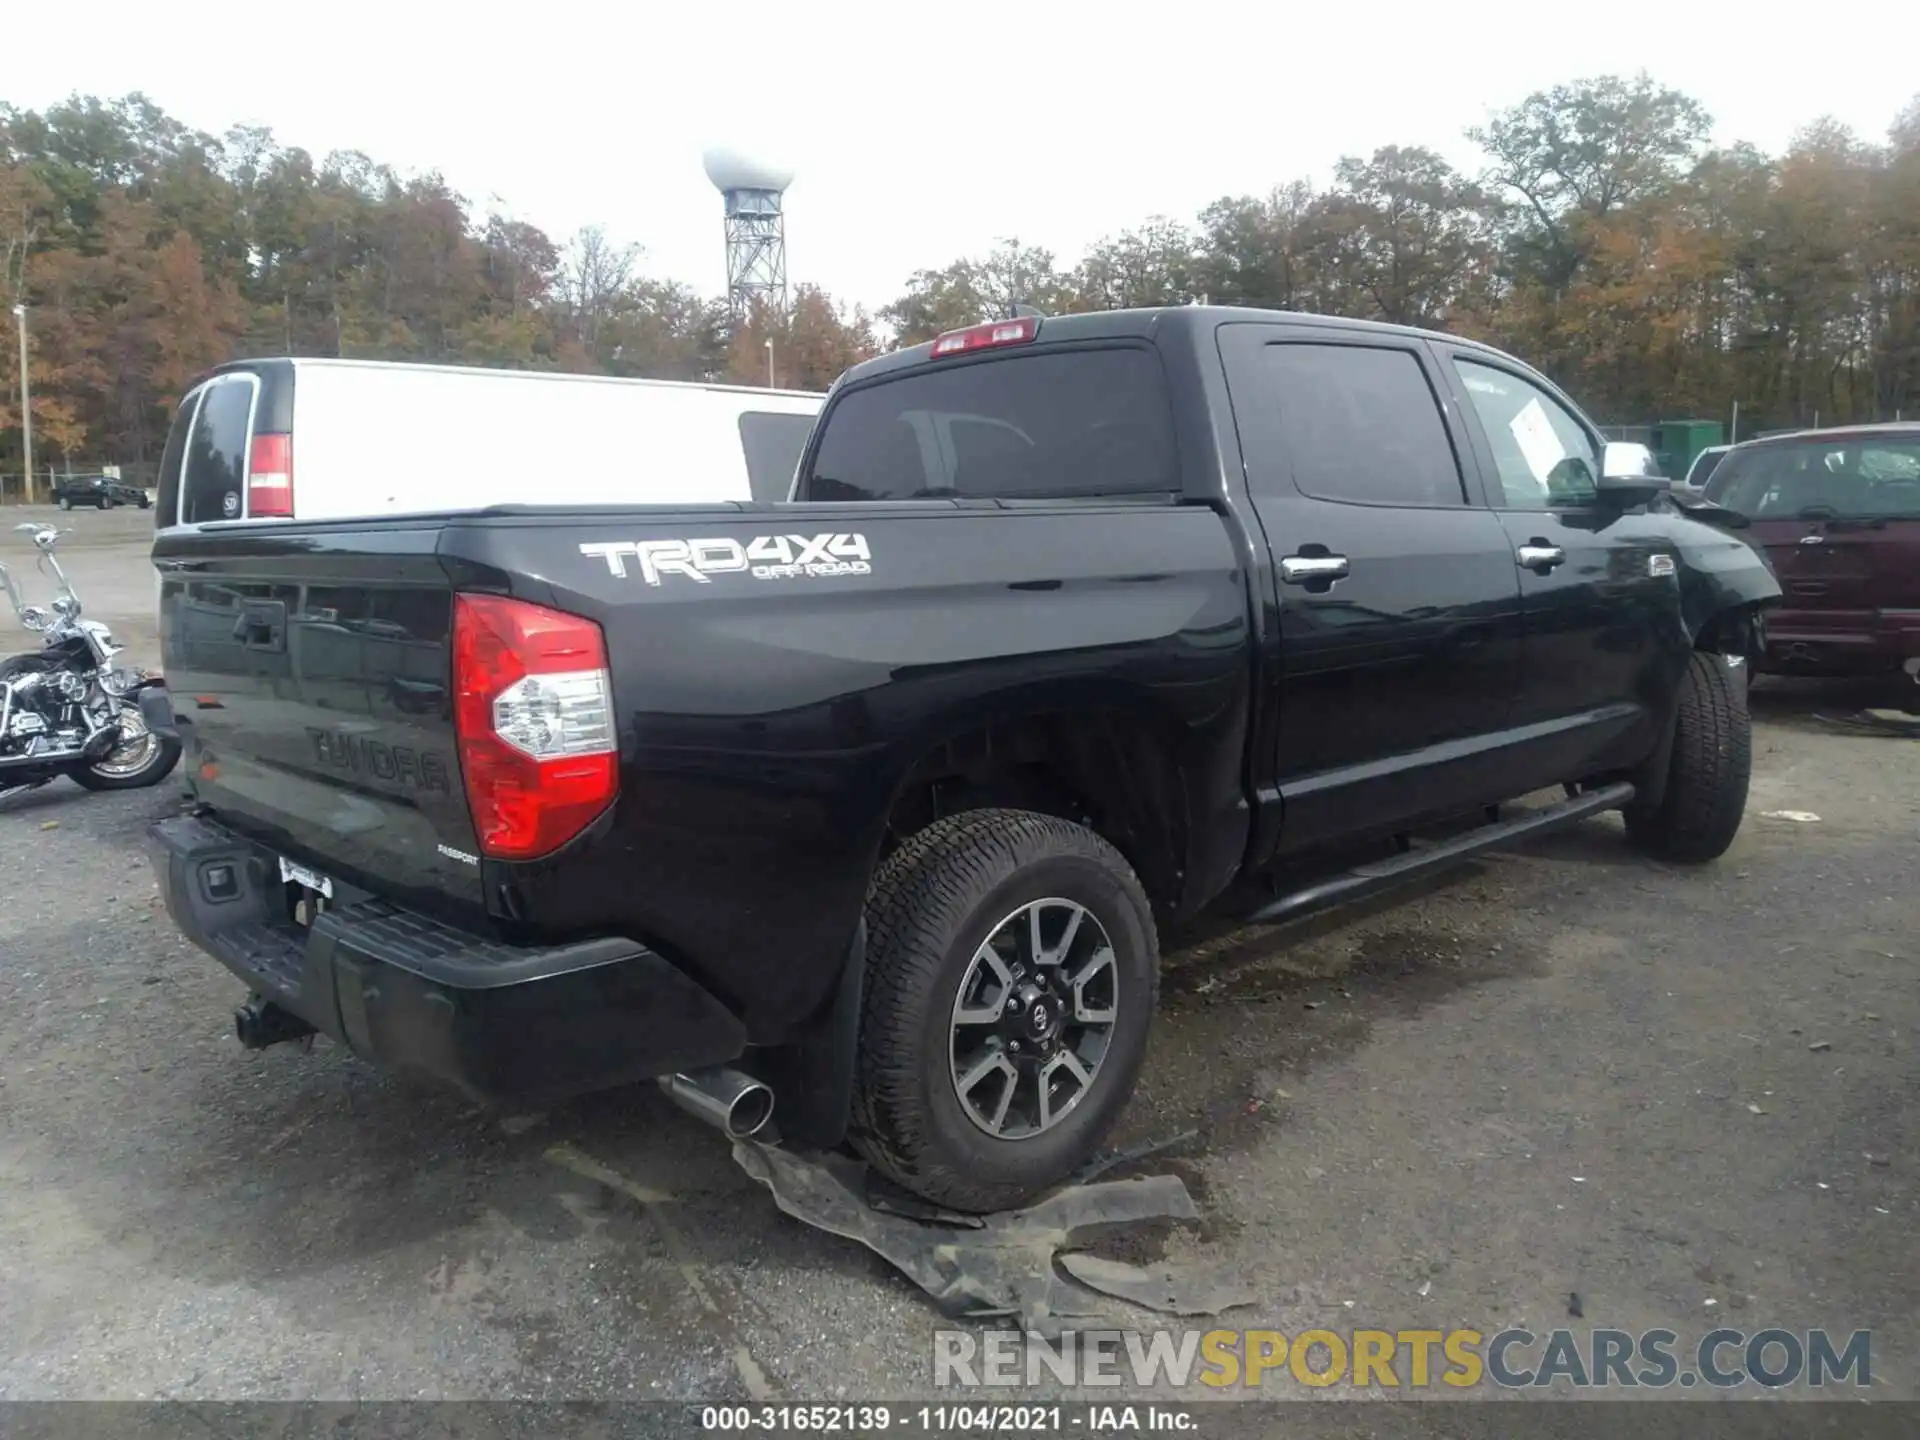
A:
[1,506,1915,1423]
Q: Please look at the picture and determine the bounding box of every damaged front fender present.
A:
[1669,513,1781,647]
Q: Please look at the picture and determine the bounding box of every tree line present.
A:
[3,75,1917,479]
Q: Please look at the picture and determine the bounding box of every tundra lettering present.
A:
[306,728,452,793]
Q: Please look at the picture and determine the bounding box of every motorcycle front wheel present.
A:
[73,710,182,791]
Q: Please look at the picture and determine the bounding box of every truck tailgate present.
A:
[155,529,484,915]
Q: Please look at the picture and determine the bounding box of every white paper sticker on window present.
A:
[1509,399,1567,485]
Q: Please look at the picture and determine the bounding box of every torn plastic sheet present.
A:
[1813,708,1920,738]
[732,1141,1255,1332]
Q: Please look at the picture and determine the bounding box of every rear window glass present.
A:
[155,389,200,527]
[1713,437,1920,520]
[181,377,255,524]
[738,410,816,502]
[1686,449,1727,488]
[804,347,1177,501]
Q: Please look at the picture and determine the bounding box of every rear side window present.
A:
[181,377,256,524]
[1252,344,1465,506]
[738,410,816,502]
[154,389,201,527]
[804,348,1177,502]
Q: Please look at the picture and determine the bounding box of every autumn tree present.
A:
[728,286,878,392]
[884,239,1074,343]
[1072,218,1201,310]
[25,192,241,462]
[1471,72,1711,297]
[1316,147,1491,329]
[6,79,1920,483]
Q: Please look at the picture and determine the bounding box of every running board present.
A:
[1243,781,1636,926]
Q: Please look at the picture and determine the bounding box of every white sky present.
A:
[14,2,1919,313]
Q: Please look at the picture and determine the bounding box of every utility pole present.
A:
[11,304,30,505]
[765,337,775,390]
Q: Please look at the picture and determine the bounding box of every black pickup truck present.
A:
[146,307,1779,1211]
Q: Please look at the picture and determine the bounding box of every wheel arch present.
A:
[1692,600,1768,666]
[875,689,1206,923]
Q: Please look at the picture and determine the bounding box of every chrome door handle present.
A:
[1280,554,1350,584]
[1516,543,1565,572]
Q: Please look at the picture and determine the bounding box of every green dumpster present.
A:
[1648,419,1725,479]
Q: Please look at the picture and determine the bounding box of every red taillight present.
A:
[247,432,294,518]
[451,593,618,860]
[929,315,1039,359]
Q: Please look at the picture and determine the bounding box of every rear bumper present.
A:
[1762,610,1920,675]
[149,812,748,1105]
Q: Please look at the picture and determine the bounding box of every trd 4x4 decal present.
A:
[581,533,872,585]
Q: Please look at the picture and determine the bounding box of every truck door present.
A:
[1217,324,1526,852]
[1438,350,1677,779]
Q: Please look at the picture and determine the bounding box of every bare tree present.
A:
[559,225,639,358]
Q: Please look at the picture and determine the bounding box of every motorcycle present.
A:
[0,523,182,799]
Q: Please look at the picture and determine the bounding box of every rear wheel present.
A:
[1625,652,1751,861]
[72,710,182,791]
[58,497,72,511]
[849,808,1158,1213]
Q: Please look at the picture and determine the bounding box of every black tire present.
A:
[849,807,1159,1213]
[72,735,182,791]
[103,494,117,509]
[1625,652,1751,861]
[138,495,151,509]
[58,497,72,511]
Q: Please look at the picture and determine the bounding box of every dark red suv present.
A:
[1707,424,1920,703]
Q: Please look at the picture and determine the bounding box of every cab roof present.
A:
[843,305,1512,387]
[1733,422,1920,450]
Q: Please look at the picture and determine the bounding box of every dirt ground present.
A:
[1,506,1915,1425]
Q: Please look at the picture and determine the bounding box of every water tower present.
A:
[703,147,793,321]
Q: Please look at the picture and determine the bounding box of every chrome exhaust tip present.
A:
[658,1066,775,1139]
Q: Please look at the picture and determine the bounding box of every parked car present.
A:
[152,358,824,528]
[1703,423,1920,703]
[1682,444,1731,495]
[145,307,1780,1212]
[53,474,150,510]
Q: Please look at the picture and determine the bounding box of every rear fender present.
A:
[132,677,178,740]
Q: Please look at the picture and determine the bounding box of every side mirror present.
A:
[1597,443,1671,504]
